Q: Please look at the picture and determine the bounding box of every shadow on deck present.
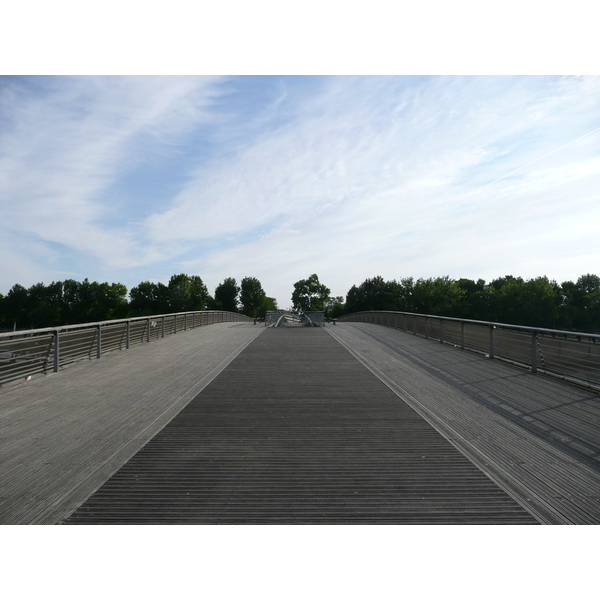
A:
[1,322,598,524]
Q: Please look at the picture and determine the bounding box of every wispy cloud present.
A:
[1,76,599,306]
[0,75,224,268]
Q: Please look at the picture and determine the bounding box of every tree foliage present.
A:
[129,281,168,316]
[291,274,331,312]
[166,274,209,313]
[325,296,345,319]
[0,272,221,330]
[3,271,600,333]
[214,277,240,312]
[0,279,129,329]
[240,276,267,318]
[339,273,600,333]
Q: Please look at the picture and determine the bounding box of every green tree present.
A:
[344,276,406,313]
[189,275,209,311]
[94,282,129,321]
[455,279,490,320]
[362,276,401,311]
[214,277,240,312]
[261,296,278,316]
[129,281,163,316]
[167,274,192,312]
[0,293,5,329]
[166,274,208,312]
[557,280,577,330]
[572,274,600,332]
[240,276,267,318]
[325,296,345,318]
[61,279,81,324]
[397,277,415,312]
[205,295,218,310]
[344,284,364,314]
[291,274,330,312]
[490,276,560,328]
[27,281,63,328]
[4,284,29,329]
[410,277,465,317]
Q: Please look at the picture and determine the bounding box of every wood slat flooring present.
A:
[0,322,263,524]
[328,323,600,524]
[5,321,597,525]
[64,327,537,524]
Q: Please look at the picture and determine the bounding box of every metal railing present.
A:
[304,312,326,327]
[265,310,303,327]
[0,310,252,387]
[265,311,280,326]
[339,311,600,390]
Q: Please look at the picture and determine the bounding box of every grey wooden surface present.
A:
[65,327,536,524]
[0,322,263,524]
[4,319,598,525]
[328,323,600,524]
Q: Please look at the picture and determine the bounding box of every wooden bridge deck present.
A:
[0,322,263,524]
[328,323,600,524]
[1,322,598,524]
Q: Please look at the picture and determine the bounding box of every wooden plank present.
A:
[0,322,264,524]
[328,323,600,524]
[65,328,536,524]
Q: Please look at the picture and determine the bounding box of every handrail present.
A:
[304,311,325,327]
[338,310,600,390]
[0,310,253,387]
[341,310,600,340]
[0,310,251,338]
[265,310,302,327]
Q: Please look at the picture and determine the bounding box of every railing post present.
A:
[97,324,102,359]
[413,315,416,335]
[489,325,494,359]
[461,321,465,350]
[174,315,177,334]
[532,331,538,374]
[126,321,130,349]
[54,330,60,373]
[439,318,444,344]
[184,313,187,331]
[162,316,165,338]
[425,317,429,339]
[147,318,150,343]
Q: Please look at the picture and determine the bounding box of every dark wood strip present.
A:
[328,323,600,524]
[65,328,537,524]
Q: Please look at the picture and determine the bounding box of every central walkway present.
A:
[65,327,536,524]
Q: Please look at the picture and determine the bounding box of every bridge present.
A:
[1,310,599,524]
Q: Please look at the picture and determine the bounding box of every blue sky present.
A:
[1,74,599,307]
[2,3,598,588]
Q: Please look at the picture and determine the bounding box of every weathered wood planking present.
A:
[65,327,536,524]
[0,322,264,524]
[328,323,600,524]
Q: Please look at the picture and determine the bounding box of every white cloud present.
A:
[0,76,225,285]
[1,75,599,306]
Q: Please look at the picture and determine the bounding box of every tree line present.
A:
[337,274,600,333]
[4,271,599,334]
[0,274,277,331]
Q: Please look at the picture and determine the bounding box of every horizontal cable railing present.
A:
[338,311,600,390]
[0,311,252,387]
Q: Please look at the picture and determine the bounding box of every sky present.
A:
[1,74,599,308]
[2,4,598,593]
